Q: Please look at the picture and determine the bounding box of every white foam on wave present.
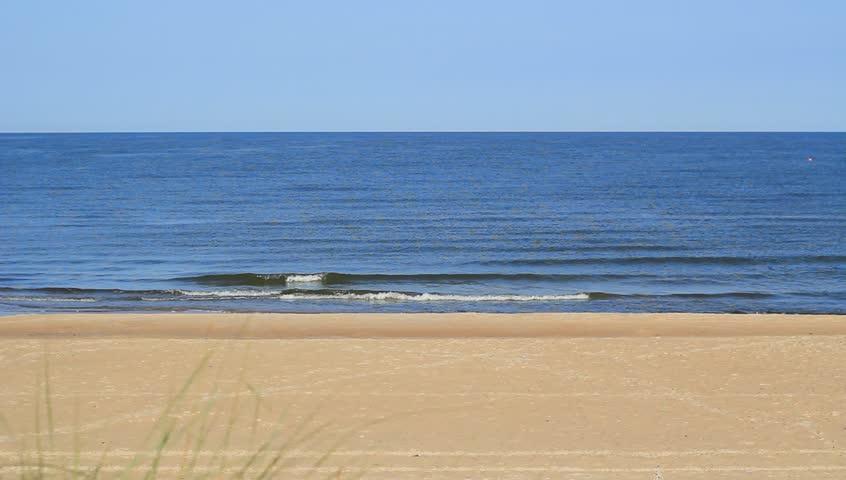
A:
[285,273,326,283]
[177,289,280,298]
[278,292,590,302]
[164,290,589,302]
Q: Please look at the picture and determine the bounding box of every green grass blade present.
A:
[42,347,55,454]
[32,370,42,479]
[117,350,213,480]
[142,425,173,480]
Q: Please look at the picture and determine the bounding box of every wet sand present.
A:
[1,313,845,479]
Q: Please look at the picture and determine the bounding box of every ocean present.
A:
[0,132,843,314]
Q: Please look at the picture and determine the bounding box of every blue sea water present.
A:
[0,132,843,314]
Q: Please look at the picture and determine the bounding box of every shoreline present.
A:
[1,312,845,338]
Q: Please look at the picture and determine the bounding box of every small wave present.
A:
[0,287,177,295]
[174,272,656,287]
[0,296,98,303]
[176,273,289,286]
[0,286,802,305]
[587,291,775,300]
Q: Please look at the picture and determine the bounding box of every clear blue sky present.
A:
[1,0,844,132]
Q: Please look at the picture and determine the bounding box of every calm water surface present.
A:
[0,133,843,314]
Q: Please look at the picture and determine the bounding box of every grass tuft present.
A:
[1,342,375,479]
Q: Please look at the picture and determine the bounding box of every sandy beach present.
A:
[2,313,846,479]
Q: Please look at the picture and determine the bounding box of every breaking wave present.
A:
[175,289,590,302]
[175,272,654,287]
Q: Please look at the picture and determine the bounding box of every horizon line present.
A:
[1,130,844,134]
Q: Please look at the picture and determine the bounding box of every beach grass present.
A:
[0,346,368,480]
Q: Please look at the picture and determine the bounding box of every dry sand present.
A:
[1,313,845,479]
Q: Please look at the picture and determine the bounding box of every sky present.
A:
[1,0,844,132]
